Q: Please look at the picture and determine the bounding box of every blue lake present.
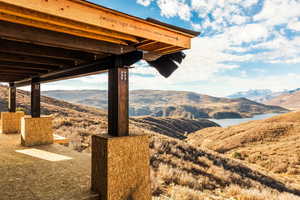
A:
[210,113,281,127]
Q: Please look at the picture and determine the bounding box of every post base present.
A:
[21,116,53,146]
[91,134,151,200]
[0,112,24,134]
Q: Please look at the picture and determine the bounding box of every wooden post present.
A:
[8,82,16,112]
[108,56,129,137]
[31,78,40,118]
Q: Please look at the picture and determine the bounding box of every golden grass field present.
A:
[1,85,300,199]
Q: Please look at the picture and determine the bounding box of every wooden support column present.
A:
[8,82,16,112]
[108,56,129,137]
[31,78,40,118]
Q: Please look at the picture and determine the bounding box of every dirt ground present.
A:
[0,133,98,200]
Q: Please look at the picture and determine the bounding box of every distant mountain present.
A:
[228,88,300,104]
[264,90,300,110]
[43,90,288,119]
[227,89,278,103]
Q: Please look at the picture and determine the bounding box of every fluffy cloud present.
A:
[248,34,300,64]
[190,0,254,32]
[137,0,300,94]
[136,0,153,6]
[43,0,300,96]
[254,0,300,26]
[288,20,300,31]
[157,0,191,20]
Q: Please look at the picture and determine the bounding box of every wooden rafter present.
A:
[0,39,97,62]
[0,0,193,48]
[0,69,39,76]
[0,21,136,55]
[0,62,60,71]
[0,52,75,67]
[14,51,143,87]
[0,1,140,44]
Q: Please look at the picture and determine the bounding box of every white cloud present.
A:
[288,20,300,31]
[249,34,300,63]
[190,0,255,32]
[225,23,270,45]
[38,0,300,96]
[242,0,259,7]
[136,0,153,6]
[216,73,300,95]
[191,22,202,31]
[76,73,107,84]
[157,0,191,20]
[254,0,300,26]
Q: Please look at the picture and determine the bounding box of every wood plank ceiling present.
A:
[0,0,199,86]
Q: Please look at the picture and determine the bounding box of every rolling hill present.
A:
[187,111,300,178]
[0,86,218,140]
[43,89,288,119]
[264,90,300,110]
[228,88,300,111]
[1,85,300,199]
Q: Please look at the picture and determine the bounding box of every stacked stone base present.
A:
[91,135,151,200]
[21,116,53,147]
[0,112,24,134]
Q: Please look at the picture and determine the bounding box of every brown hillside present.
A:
[0,85,218,147]
[265,90,300,110]
[43,89,289,119]
[187,111,300,178]
[1,85,300,199]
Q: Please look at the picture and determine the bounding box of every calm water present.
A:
[210,113,281,127]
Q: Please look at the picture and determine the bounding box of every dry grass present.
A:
[1,85,300,199]
[187,111,300,178]
[149,136,300,199]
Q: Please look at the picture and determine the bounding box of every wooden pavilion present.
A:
[0,0,199,199]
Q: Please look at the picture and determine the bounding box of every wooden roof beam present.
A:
[0,73,28,79]
[136,41,157,49]
[0,61,61,71]
[0,21,136,55]
[0,52,74,67]
[0,2,141,44]
[0,69,39,76]
[0,39,97,62]
[14,51,143,87]
[154,46,185,55]
[138,42,170,52]
[0,77,19,80]
[0,0,192,48]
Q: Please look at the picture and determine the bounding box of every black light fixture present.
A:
[145,51,186,78]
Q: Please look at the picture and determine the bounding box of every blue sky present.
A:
[40,0,300,97]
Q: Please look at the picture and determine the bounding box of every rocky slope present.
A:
[43,89,288,119]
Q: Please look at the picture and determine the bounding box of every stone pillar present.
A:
[0,111,24,134]
[91,135,151,200]
[21,116,53,146]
